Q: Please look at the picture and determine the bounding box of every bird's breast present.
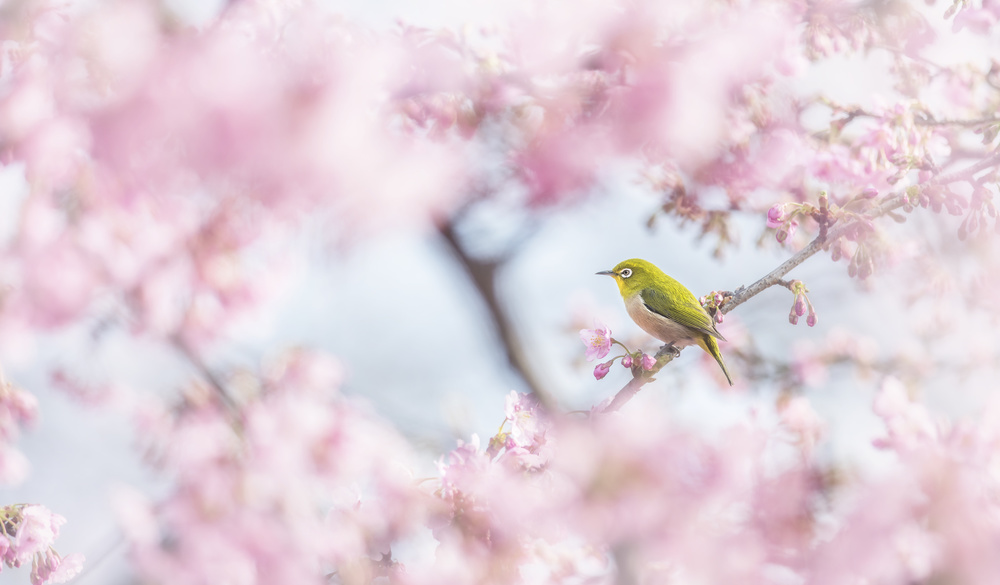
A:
[624,293,699,348]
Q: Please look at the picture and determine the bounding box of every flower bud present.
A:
[859,259,873,279]
[776,228,788,243]
[862,185,878,199]
[789,312,799,325]
[621,355,632,368]
[766,204,787,229]
[641,353,656,371]
[807,312,817,327]
[794,295,806,316]
[594,361,612,380]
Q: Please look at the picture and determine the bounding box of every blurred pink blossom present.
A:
[779,395,824,454]
[873,376,938,450]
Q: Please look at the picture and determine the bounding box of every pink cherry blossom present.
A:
[873,376,938,450]
[41,552,85,584]
[779,395,824,454]
[579,323,612,361]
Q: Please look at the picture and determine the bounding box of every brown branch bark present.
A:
[439,221,555,410]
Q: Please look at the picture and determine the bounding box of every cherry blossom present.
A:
[579,323,612,361]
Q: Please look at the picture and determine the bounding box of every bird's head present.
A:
[596,258,659,297]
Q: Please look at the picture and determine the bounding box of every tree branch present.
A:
[439,221,555,410]
[723,151,1000,314]
[601,152,1000,412]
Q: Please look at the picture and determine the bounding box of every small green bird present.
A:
[597,258,733,386]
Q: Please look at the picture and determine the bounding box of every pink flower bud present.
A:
[594,361,612,380]
[641,353,657,371]
[621,355,633,368]
[794,295,806,316]
[789,312,799,325]
[776,228,788,243]
[862,185,878,199]
[807,312,818,327]
[766,204,787,229]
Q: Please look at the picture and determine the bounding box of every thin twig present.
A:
[600,346,677,413]
[602,375,648,413]
[915,116,1000,128]
[723,151,1000,315]
[172,336,239,412]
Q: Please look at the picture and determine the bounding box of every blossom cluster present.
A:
[118,350,425,585]
[425,386,1000,584]
[0,505,83,585]
[579,324,657,380]
[0,379,37,485]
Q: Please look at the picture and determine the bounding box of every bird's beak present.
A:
[595,270,616,277]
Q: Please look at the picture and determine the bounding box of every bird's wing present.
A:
[640,287,725,341]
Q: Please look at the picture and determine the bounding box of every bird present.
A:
[597,258,733,386]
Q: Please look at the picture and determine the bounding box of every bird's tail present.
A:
[697,334,734,386]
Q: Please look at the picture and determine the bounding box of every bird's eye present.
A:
[620,268,632,278]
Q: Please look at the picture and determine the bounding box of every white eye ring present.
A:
[620,268,633,278]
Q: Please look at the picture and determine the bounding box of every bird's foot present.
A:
[657,344,681,359]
